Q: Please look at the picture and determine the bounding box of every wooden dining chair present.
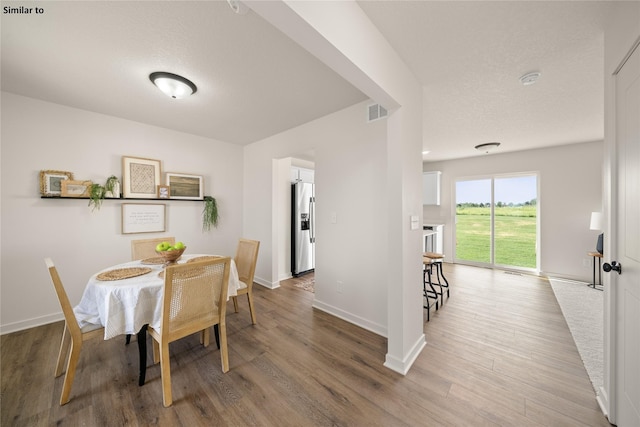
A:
[131,237,175,261]
[126,237,176,345]
[232,238,260,324]
[45,258,105,405]
[148,257,231,407]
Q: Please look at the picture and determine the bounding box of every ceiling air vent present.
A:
[367,103,388,122]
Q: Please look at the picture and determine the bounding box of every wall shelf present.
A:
[41,196,208,202]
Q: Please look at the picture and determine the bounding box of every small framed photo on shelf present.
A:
[122,156,161,199]
[61,180,93,197]
[165,172,204,200]
[40,170,74,197]
[157,185,170,199]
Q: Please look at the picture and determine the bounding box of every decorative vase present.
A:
[105,182,120,198]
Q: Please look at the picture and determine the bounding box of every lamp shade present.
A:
[149,72,197,99]
[590,212,603,231]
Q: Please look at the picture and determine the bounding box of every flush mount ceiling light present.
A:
[149,72,197,99]
[519,71,541,86]
[227,0,248,14]
[475,142,501,153]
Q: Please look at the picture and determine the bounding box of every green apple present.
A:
[156,241,172,252]
[174,241,185,250]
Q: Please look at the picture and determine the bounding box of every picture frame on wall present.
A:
[121,203,166,234]
[122,156,161,199]
[39,170,74,197]
[61,180,92,197]
[165,172,204,200]
[157,185,170,199]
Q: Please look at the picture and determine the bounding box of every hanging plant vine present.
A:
[88,183,106,211]
[202,196,219,231]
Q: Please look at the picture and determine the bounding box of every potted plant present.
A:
[88,183,106,211]
[104,175,121,198]
[202,196,219,231]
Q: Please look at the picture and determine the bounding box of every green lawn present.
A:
[455,207,537,268]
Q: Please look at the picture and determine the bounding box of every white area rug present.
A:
[548,277,603,394]
[294,278,315,293]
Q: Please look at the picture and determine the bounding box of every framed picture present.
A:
[39,170,74,197]
[122,156,161,199]
[61,180,92,197]
[157,185,170,199]
[121,203,166,234]
[165,172,204,200]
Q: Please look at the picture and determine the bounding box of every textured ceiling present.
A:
[358,0,612,161]
[1,1,366,145]
[2,1,614,162]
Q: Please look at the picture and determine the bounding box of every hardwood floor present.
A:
[1,264,610,426]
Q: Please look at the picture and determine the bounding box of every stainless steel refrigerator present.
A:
[291,182,315,276]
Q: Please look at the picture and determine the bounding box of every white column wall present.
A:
[245,1,424,373]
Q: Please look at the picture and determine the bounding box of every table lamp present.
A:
[590,212,604,254]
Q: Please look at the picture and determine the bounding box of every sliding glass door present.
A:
[494,176,537,268]
[455,174,538,270]
[454,179,492,263]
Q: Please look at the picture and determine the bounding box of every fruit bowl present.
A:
[156,247,186,265]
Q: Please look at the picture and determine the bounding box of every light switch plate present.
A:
[410,215,419,230]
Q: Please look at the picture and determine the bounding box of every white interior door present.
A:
[611,41,640,427]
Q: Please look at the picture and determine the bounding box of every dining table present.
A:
[74,253,240,385]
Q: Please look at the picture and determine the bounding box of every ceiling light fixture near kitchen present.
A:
[475,142,501,153]
[149,72,197,99]
[519,71,541,86]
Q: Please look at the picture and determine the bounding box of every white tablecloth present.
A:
[74,254,240,340]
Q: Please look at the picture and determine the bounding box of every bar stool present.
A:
[423,256,439,321]
[423,252,449,306]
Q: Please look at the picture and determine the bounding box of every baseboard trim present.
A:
[541,270,591,284]
[254,275,280,290]
[1,312,63,336]
[312,299,386,337]
[597,386,610,420]
[384,333,426,375]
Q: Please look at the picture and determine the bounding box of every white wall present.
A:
[248,2,425,374]
[0,92,244,333]
[423,141,603,281]
[244,100,389,335]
